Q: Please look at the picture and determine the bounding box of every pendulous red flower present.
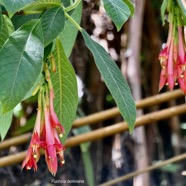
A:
[22,74,65,175]
[158,21,186,93]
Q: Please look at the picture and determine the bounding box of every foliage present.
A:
[0,0,136,140]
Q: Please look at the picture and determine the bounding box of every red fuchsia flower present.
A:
[159,46,169,90]
[22,108,43,171]
[158,39,176,91]
[158,23,173,91]
[54,130,65,166]
[167,37,175,90]
[44,106,58,176]
[22,145,37,171]
[22,88,66,175]
[22,63,66,175]
[177,26,186,93]
[159,22,186,93]
[49,89,64,137]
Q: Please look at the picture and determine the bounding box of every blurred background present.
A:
[0,0,186,186]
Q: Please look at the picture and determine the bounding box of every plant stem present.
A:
[64,12,82,31]
[23,10,43,15]
[2,10,43,15]
[65,0,81,12]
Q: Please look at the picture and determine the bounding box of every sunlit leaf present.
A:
[177,0,186,24]
[0,103,13,140]
[0,15,14,48]
[41,6,65,46]
[82,29,136,132]
[51,39,78,142]
[0,0,34,18]
[102,0,130,31]
[0,7,2,32]
[0,20,44,112]
[161,0,168,25]
[59,1,82,57]
[21,0,61,12]
[123,0,135,16]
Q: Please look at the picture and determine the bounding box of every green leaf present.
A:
[102,0,130,31]
[0,103,13,140]
[23,73,42,100]
[12,114,36,136]
[1,0,34,18]
[82,29,136,132]
[177,0,186,24]
[82,151,94,186]
[123,0,135,16]
[61,0,69,7]
[72,120,94,186]
[0,20,44,112]
[51,38,78,142]
[24,42,53,101]
[44,42,53,60]
[159,164,181,173]
[59,1,82,57]
[73,126,91,151]
[41,6,65,46]
[0,15,14,48]
[161,0,168,25]
[12,14,40,30]
[21,0,62,12]
[0,7,2,32]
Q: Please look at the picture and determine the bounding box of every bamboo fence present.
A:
[0,89,186,183]
[72,89,184,128]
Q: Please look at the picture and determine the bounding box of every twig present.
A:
[0,104,186,166]
[99,153,186,186]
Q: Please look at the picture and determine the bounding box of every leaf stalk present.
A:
[65,0,81,12]
[64,12,82,31]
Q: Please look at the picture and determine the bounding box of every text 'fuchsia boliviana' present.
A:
[159,0,186,93]
[22,58,65,176]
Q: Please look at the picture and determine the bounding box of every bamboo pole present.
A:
[0,104,186,167]
[0,151,27,167]
[72,89,184,128]
[66,104,186,147]
[0,90,183,151]
[0,133,31,150]
[99,153,186,186]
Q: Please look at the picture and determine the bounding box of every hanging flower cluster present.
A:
[159,2,186,93]
[22,63,65,176]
